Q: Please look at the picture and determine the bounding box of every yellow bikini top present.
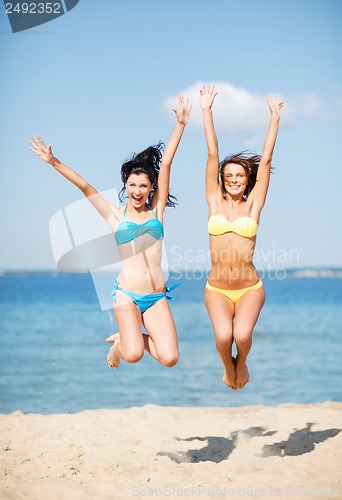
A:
[208,214,258,238]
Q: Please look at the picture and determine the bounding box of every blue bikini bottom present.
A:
[110,279,181,314]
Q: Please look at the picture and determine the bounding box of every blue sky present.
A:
[0,0,341,272]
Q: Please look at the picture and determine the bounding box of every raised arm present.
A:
[199,85,219,204]
[29,136,116,223]
[154,96,192,212]
[250,96,284,211]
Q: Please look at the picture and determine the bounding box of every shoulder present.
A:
[108,203,124,222]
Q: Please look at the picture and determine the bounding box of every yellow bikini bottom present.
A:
[206,279,263,304]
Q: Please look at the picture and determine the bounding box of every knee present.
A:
[122,347,144,364]
[234,328,252,345]
[159,351,179,368]
[215,329,233,349]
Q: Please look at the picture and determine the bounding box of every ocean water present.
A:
[0,271,341,414]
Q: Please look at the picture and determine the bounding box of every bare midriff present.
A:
[117,236,165,293]
[208,233,260,289]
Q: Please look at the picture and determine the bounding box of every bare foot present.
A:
[107,339,120,369]
[235,361,250,389]
[222,357,237,391]
[106,332,120,344]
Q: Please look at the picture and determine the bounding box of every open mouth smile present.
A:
[132,195,143,202]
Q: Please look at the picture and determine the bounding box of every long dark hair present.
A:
[118,142,177,208]
[219,151,262,200]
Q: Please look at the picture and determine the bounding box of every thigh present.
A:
[234,285,266,339]
[142,298,178,355]
[113,291,144,353]
[204,286,235,341]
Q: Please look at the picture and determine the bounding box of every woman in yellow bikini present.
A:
[200,85,284,391]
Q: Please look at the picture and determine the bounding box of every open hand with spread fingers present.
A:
[199,85,218,111]
[29,135,55,165]
[265,95,284,120]
[172,95,192,126]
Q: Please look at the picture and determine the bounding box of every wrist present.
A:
[49,156,59,168]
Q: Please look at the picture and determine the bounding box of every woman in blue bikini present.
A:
[200,85,283,391]
[29,96,192,370]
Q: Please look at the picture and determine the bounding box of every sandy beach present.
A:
[1,402,341,499]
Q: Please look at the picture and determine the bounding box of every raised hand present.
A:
[265,95,284,120]
[172,95,192,125]
[29,135,54,164]
[200,85,218,111]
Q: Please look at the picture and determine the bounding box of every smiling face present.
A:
[126,173,152,208]
[222,163,249,199]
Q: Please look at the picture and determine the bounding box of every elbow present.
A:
[208,141,218,157]
[208,151,218,161]
[80,182,92,195]
[207,147,218,158]
[160,156,172,168]
[260,158,272,169]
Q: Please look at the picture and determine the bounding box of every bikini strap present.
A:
[165,281,182,301]
[147,203,158,219]
[110,279,122,301]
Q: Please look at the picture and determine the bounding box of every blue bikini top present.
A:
[115,204,164,246]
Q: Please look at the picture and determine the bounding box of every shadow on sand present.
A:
[157,424,341,463]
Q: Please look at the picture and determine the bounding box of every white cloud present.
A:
[162,81,287,135]
[162,81,337,136]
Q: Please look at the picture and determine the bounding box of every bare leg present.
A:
[107,292,145,368]
[107,294,177,367]
[106,320,164,362]
[142,298,179,367]
[204,287,236,391]
[106,329,159,359]
[234,285,266,389]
